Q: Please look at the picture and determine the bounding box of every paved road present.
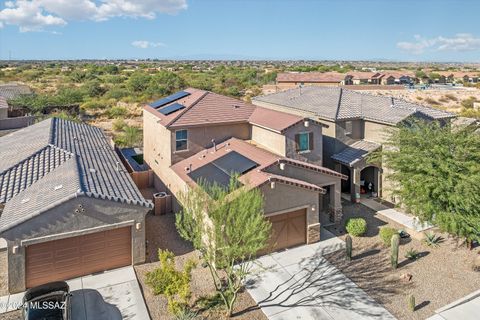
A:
[246,230,396,320]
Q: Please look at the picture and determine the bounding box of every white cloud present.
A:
[397,33,480,54]
[131,40,165,49]
[0,0,187,32]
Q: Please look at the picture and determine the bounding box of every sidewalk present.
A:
[427,289,480,320]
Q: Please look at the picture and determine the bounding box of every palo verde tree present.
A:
[175,177,271,317]
[375,120,480,242]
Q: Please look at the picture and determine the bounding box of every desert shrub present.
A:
[81,100,110,111]
[112,118,127,131]
[114,125,142,147]
[379,227,398,246]
[415,96,423,100]
[145,249,196,315]
[404,248,419,260]
[425,98,439,105]
[107,105,128,118]
[423,232,443,247]
[104,86,129,99]
[345,218,367,236]
[445,94,458,101]
[461,97,478,109]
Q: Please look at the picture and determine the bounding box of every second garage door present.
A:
[267,209,306,252]
[25,227,132,288]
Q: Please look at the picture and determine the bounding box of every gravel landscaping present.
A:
[136,213,267,320]
[324,201,480,320]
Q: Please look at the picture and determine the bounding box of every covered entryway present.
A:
[25,227,132,288]
[267,209,306,252]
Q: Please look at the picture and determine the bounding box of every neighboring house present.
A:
[276,72,346,88]
[380,72,416,85]
[0,118,152,293]
[252,86,455,203]
[143,88,347,253]
[0,96,35,131]
[344,72,383,85]
[0,83,32,100]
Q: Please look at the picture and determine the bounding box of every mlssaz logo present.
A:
[27,301,67,310]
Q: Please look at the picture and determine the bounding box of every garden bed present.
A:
[325,201,480,320]
[136,213,267,320]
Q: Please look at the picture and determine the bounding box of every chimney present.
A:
[212,139,216,152]
[116,161,120,171]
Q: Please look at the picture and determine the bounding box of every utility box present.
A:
[153,192,172,215]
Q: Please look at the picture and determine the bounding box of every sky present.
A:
[0,0,479,62]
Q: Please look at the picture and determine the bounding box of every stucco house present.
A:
[252,86,455,203]
[0,118,152,293]
[143,88,346,253]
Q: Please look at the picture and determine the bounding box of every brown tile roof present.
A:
[144,88,257,129]
[171,137,344,194]
[0,97,8,109]
[345,72,378,80]
[248,107,304,133]
[277,72,345,83]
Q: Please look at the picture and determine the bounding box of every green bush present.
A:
[112,117,127,131]
[107,105,128,118]
[145,249,196,316]
[345,218,367,236]
[379,227,398,246]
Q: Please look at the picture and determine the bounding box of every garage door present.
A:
[26,227,132,288]
[267,209,306,252]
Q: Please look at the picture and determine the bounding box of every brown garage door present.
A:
[267,209,306,252]
[26,227,132,288]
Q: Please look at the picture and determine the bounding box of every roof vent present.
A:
[233,105,241,109]
[54,184,63,191]
[89,168,96,173]
[21,198,30,204]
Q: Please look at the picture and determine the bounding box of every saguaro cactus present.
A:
[391,233,400,269]
[345,235,352,261]
[407,295,415,312]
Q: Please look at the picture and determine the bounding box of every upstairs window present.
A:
[175,130,188,151]
[295,132,313,153]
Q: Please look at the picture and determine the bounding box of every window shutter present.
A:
[295,134,300,151]
[308,132,314,150]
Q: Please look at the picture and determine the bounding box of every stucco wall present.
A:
[260,182,319,227]
[143,109,172,167]
[251,125,286,156]
[171,123,251,164]
[2,197,148,293]
[284,121,323,166]
[363,121,392,144]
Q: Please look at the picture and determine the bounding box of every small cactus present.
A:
[345,235,352,261]
[407,294,415,312]
[391,233,400,269]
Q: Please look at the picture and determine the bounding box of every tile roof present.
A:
[253,86,455,125]
[331,140,381,167]
[172,137,345,195]
[0,83,32,100]
[0,118,152,232]
[277,72,346,83]
[0,97,8,109]
[248,107,304,133]
[145,88,257,128]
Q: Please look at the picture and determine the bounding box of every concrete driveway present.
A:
[0,266,150,320]
[246,230,396,320]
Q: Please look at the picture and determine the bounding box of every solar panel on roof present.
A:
[159,103,185,115]
[188,163,232,189]
[213,151,258,175]
[149,91,191,109]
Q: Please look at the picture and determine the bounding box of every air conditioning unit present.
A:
[153,192,172,216]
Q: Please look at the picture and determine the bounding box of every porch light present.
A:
[279,163,285,170]
[311,205,316,211]
[304,120,310,127]
[136,222,142,230]
[270,181,276,189]
[12,245,19,254]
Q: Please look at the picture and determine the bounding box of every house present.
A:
[380,72,415,85]
[344,72,383,85]
[252,86,455,203]
[276,72,346,88]
[0,118,152,293]
[0,96,35,131]
[143,88,347,252]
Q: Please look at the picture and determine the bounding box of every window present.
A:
[175,130,188,151]
[295,132,313,152]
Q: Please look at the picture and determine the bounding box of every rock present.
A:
[473,256,480,272]
[400,273,413,282]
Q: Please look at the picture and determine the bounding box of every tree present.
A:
[175,178,271,317]
[376,120,480,242]
[127,72,151,93]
